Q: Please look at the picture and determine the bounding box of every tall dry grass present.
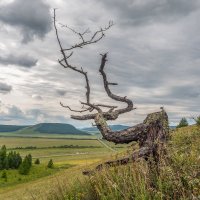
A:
[47,126,200,200]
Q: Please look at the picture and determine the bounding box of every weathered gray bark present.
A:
[53,10,169,176]
[83,109,169,175]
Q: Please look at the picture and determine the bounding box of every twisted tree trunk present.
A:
[83,109,169,175]
[53,10,169,176]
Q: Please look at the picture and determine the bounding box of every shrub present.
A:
[47,159,54,169]
[0,145,7,170]
[1,170,7,181]
[19,155,32,175]
[194,116,200,126]
[27,154,32,166]
[176,117,188,128]
[7,151,22,169]
[34,158,40,165]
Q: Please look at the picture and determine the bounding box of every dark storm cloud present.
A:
[0,103,68,125]
[168,85,200,99]
[56,89,67,96]
[0,0,200,126]
[0,54,38,68]
[0,0,52,43]
[100,0,199,26]
[0,82,12,94]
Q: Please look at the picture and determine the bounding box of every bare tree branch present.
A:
[53,10,169,176]
[62,21,114,51]
[53,9,114,115]
[99,53,134,115]
[60,102,91,113]
[53,9,91,109]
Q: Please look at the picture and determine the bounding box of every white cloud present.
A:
[0,0,199,126]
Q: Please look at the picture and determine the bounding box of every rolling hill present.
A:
[0,123,89,135]
[0,125,28,132]
[82,125,177,133]
[81,125,130,133]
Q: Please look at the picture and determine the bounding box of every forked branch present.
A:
[54,9,169,175]
[99,53,134,115]
[54,9,92,111]
[54,9,122,117]
[61,21,114,51]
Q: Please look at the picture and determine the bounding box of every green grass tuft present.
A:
[47,125,200,200]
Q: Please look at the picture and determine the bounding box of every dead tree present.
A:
[53,9,169,175]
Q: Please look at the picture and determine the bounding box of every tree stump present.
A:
[83,109,169,175]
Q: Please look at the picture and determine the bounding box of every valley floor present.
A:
[0,135,126,200]
[1,126,199,200]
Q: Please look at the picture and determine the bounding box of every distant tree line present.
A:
[12,145,101,150]
[0,145,22,170]
[0,145,33,175]
[0,145,54,177]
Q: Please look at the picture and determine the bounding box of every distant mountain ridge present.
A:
[0,123,177,136]
[82,125,130,133]
[82,125,177,133]
[0,125,28,132]
[0,123,89,135]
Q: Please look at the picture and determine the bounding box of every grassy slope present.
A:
[0,164,73,189]
[0,136,126,199]
[0,131,97,139]
[0,125,28,132]
[1,125,199,199]
[0,123,88,135]
[0,157,113,200]
[0,137,101,148]
[48,125,200,200]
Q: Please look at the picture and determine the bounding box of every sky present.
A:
[0,0,199,127]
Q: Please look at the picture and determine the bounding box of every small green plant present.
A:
[1,170,7,182]
[34,158,40,165]
[176,117,188,128]
[193,116,200,126]
[47,159,54,169]
[19,155,32,175]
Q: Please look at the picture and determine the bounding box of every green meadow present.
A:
[0,133,127,199]
[1,126,199,200]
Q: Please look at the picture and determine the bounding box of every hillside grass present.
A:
[0,131,97,139]
[0,136,126,199]
[46,125,200,200]
[0,163,73,189]
[0,137,126,164]
[0,137,102,148]
[1,126,198,200]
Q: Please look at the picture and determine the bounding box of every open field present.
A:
[0,132,97,139]
[0,134,128,199]
[0,137,101,148]
[0,125,199,200]
[0,135,128,150]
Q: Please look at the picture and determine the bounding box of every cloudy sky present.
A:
[0,0,199,127]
